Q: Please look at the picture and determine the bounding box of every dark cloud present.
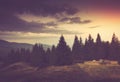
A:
[59,17,91,24]
[0,12,57,33]
[0,0,120,16]
[82,20,91,24]
[0,0,78,16]
[0,0,80,33]
[45,22,58,27]
[0,12,85,34]
[0,13,43,32]
[0,0,119,34]
[68,0,120,10]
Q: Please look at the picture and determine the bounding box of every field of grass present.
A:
[0,62,120,82]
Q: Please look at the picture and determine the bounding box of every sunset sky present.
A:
[0,0,120,46]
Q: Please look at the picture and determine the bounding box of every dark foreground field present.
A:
[0,62,120,82]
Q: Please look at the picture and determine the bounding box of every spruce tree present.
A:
[95,33,105,59]
[55,35,72,66]
[72,35,80,63]
[85,34,94,60]
[50,45,57,65]
[109,33,120,60]
[31,44,46,67]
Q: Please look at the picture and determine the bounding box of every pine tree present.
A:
[83,38,88,60]
[72,35,81,63]
[111,33,119,44]
[79,37,84,61]
[96,33,102,44]
[84,34,95,60]
[55,35,72,66]
[109,33,120,60]
[20,48,30,63]
[7,49,21,64]
[30,44,46,67]
[95,33,105,59]
[103,41,110,59]
[46,48,51,66]
[50,45,57,65]
[72,36,84,63]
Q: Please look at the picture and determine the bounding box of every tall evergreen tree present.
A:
[46,48,51,66]
[96,33,102,44]
[84,34,95,60]
[111,33,119,44]
[20,48,31,63]
[72,35,80,62]
[109,33,120,60]
[102,41,110,59]
[50,45,57,65]
[83,38,88,60]
[95,33,105,59]
[72,36,84,63]
[7,49,21,64]
[55,35,72,66]
[79,37,84,60]
[30,44,46,67]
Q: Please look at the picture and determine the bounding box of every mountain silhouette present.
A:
[0,39,51,58]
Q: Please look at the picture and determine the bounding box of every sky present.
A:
[0,0,120,46]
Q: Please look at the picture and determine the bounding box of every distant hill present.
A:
[0,39,51,57]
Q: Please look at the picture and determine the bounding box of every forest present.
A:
[2,33,120,67]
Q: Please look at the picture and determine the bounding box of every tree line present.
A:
[3,33,120,67]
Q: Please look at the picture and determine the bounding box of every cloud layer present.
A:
[0,0,120,34]
[0,0,93,34]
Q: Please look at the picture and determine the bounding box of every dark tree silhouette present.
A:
[79,37,84,61]
[7,49,21,64]
[96,33,102,44]
[46,48,51,66]
[20,48,31,63]
[55,35,73,66]
[95,33,105,60]
[5,33,120,67]
[109,33,120,61]
[49,45,57,65]
[102,41,110,60]
[72,36,80,62]
[72,36,84,63]
[84,34,95,60]
[30,44,46,67]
